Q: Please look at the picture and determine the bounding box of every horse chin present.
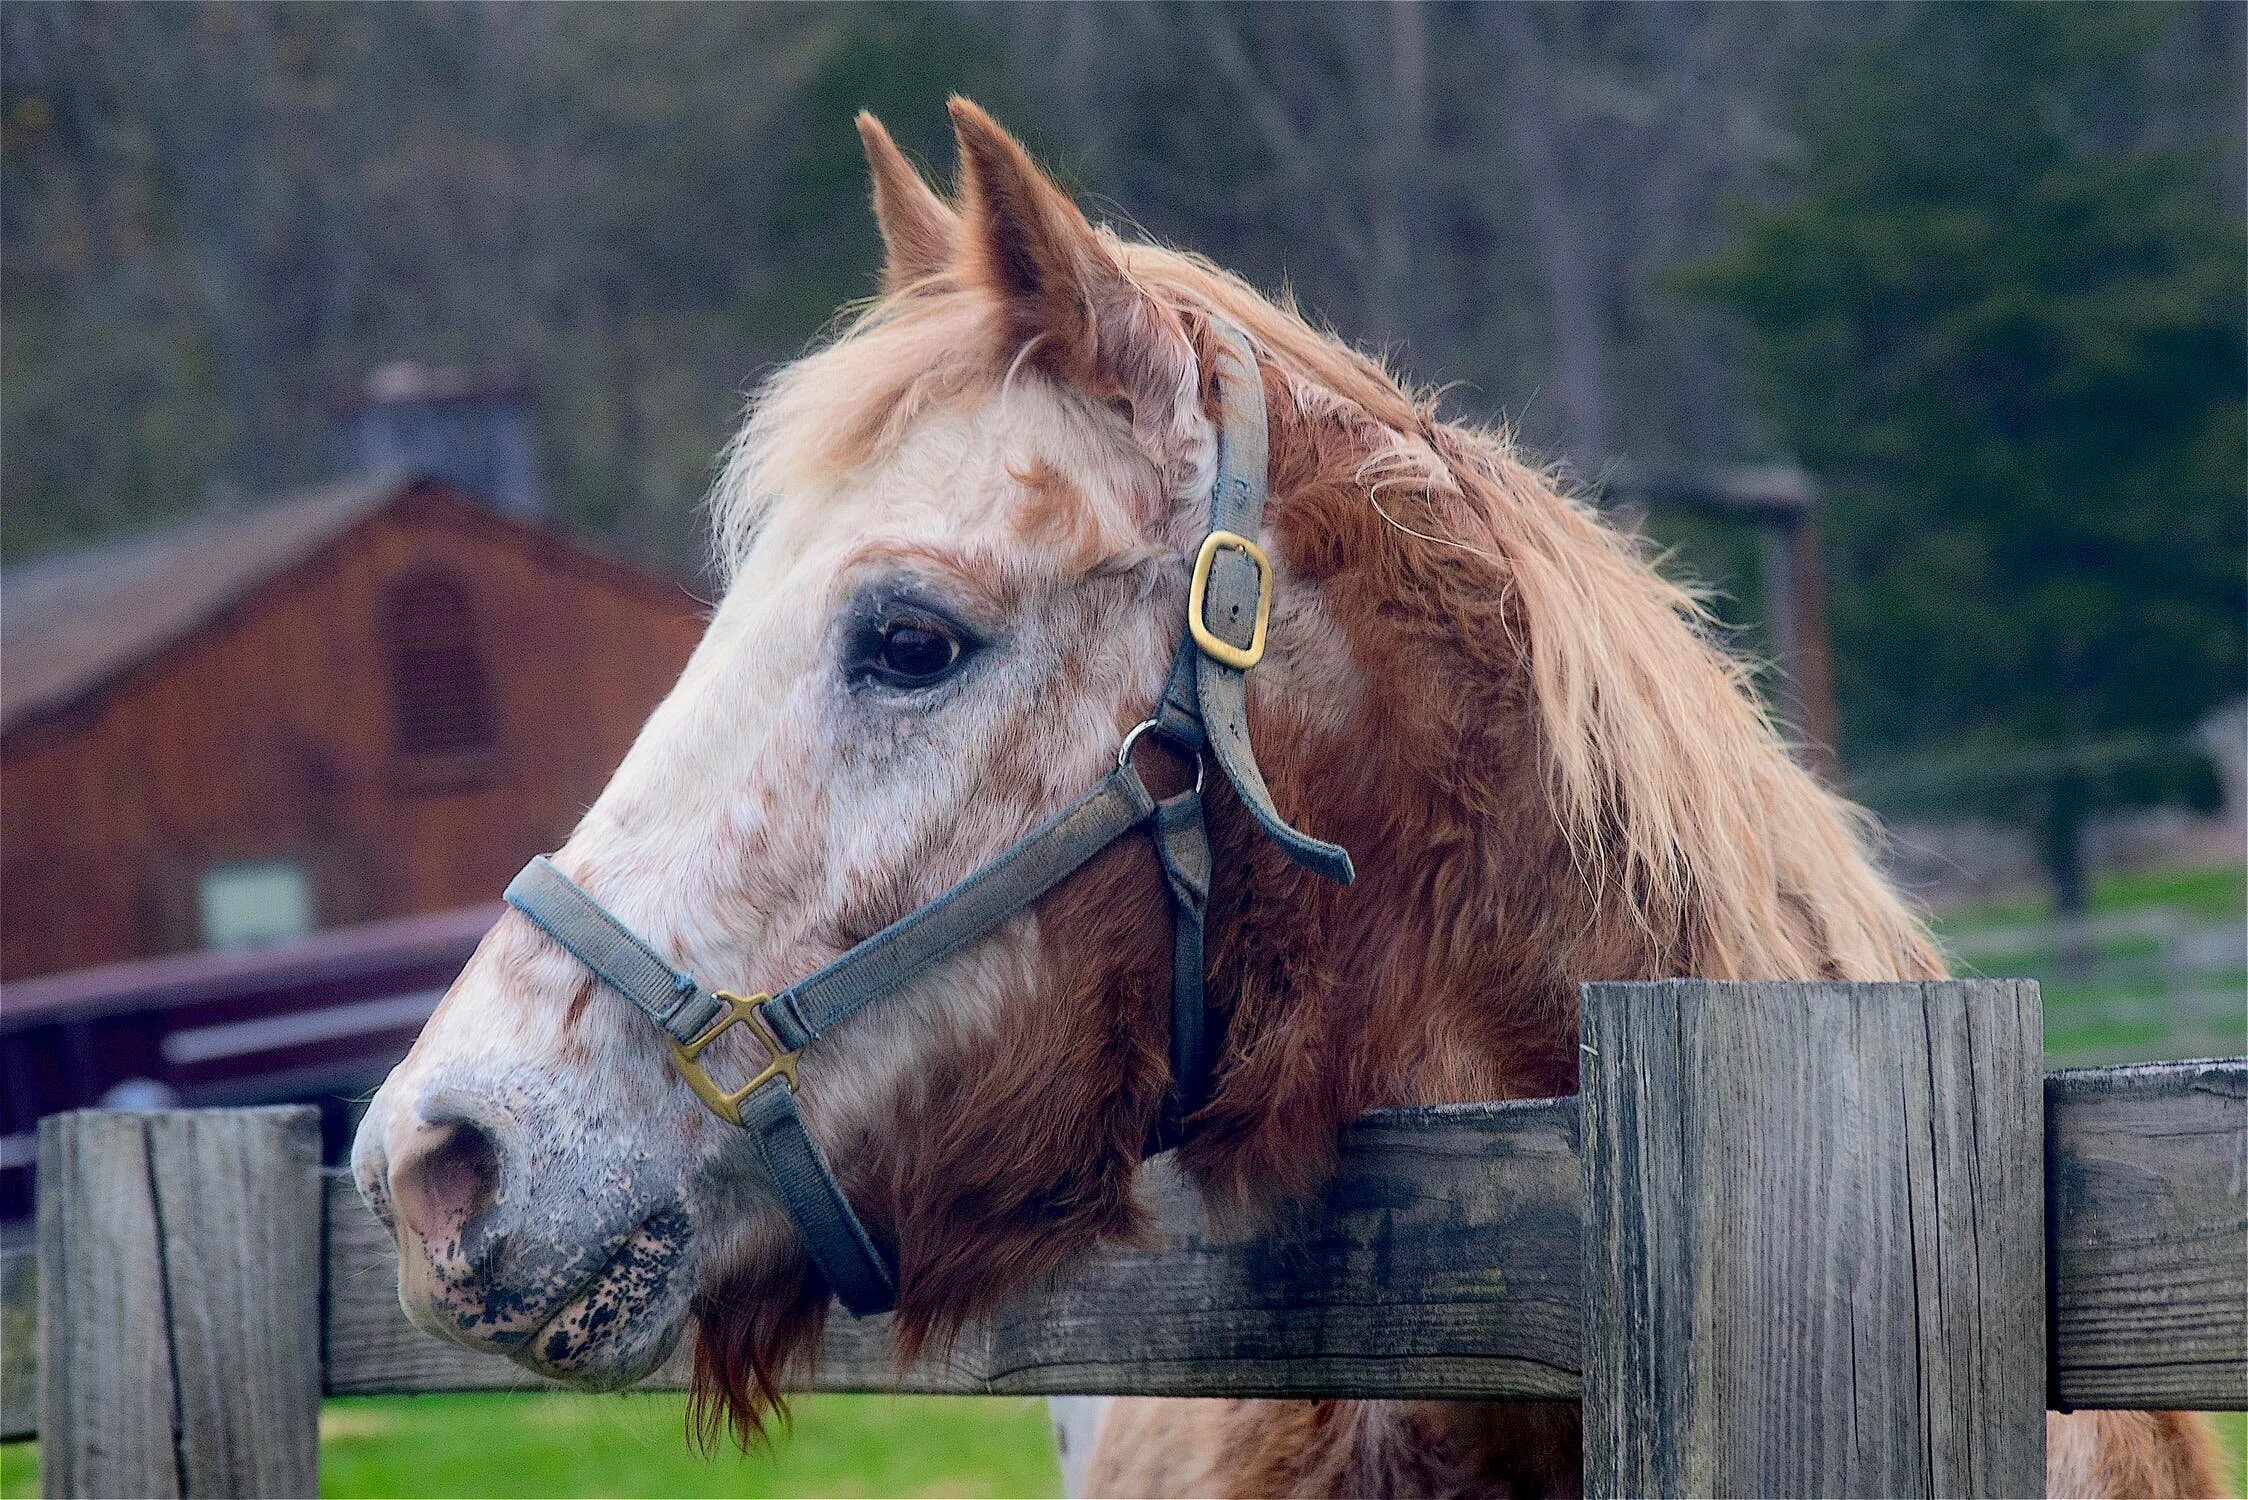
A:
[506,1203,698,1391]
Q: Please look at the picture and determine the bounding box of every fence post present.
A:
[38,1107,324,1499]
[1580,979,2046,1498]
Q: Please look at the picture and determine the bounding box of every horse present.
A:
[351,101,2225,1498]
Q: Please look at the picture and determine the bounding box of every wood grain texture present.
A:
[2048,1059,2247,1411]
[38,1110,181,1497]
[143,1109,324,1497]
[9,1063,2240,1449]
[2,1239,34,1441]
[1581,979,2048,1499]
[325,1096,1585,1400]
[36,1108,322,1498]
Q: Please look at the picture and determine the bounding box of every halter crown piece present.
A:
[504,319,1352,1316]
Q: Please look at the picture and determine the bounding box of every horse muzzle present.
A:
[353,1079,697,1390]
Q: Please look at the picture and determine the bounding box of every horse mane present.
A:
[710,230,1942,993]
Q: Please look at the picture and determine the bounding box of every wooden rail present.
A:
[7,982,2244,1497]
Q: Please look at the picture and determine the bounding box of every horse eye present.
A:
[872,621,962,685]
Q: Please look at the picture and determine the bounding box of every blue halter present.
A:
[504,319,1351,1316]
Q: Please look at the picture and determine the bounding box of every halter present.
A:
[503,320,1352,1316]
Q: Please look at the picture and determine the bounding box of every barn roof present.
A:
[1,477,405,734]
[0,475,697,736]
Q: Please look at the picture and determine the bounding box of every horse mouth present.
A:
[504,1203,696,1390]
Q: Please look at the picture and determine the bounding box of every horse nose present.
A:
[388,1112,504,1248]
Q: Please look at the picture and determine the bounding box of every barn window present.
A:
[382,569,499,786]
[198,859,314,951]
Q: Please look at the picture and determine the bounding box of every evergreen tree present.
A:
[1688,4,2246,912]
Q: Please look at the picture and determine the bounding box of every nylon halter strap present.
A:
[503,318,1352,1317]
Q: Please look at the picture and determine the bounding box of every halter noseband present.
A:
[503,319,1352,1316]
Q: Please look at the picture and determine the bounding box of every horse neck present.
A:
[1180,664,1601,1217]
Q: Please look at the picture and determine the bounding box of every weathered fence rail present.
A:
[6,981,2244,1497]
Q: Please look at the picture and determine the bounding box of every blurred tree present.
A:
[753,4,1030,337]
[0,4,1008,572]
[4,0,2240,746]
[1687,3,2247,912]
[0,2,1867,563]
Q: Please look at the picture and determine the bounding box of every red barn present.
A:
[0,475,703,980]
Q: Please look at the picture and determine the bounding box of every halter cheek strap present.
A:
[1192,322,1354,884]
[503,316,1349,1317]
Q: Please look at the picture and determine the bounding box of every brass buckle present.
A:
[1188,530,1273,670]
[670,991,799,1127]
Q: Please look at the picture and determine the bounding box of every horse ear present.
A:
[948,97,1197,429]
[857,111,958,293]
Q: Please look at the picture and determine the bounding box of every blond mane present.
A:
[711,229,1942,989]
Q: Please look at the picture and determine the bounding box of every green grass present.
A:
[1945,933,2219,983]
[1939,862,2247,930]
[2042,1015,2177,1060]
[2214,1412,2247,1496]
[1,1391,1062,1499]
[2097,864,2248,921]
[1934,859,2247,1068]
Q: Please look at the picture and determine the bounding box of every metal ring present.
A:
[1118,717,1205,794]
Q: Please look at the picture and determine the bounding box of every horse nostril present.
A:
[389,1114,503,1248]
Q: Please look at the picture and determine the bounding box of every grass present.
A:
[2096,864,2248,921]
[1939,862,2247,930]
[2041,1015,2177,1060]
[1,1391,1062,1499]
[2218,1414,2248,1495]
[1936,859,2247,1067]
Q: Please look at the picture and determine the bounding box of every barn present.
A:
[1,473,703,978]
[0,474,704,1215]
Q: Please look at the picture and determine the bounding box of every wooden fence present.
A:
[6,980,2243,1498]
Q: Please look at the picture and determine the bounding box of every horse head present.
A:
[353,101,1376,1431]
